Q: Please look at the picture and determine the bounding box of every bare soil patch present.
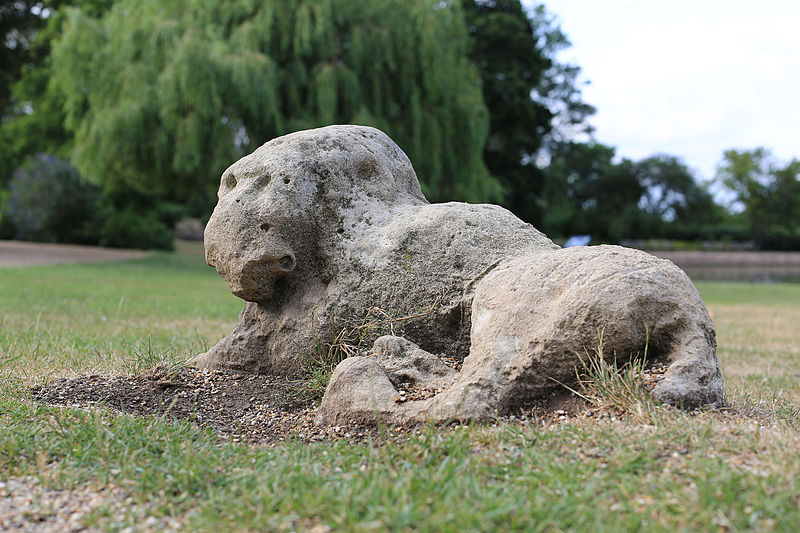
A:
[0,240,149,267]
[32,368,593,445]
[32,369,379,445]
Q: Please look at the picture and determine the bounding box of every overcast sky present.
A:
[531,0,800,181]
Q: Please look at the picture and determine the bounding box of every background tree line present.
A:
[1,0,798,250]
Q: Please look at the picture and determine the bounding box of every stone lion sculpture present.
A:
[193,125,724,424]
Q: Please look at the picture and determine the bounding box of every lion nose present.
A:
[257,220,295,271]
[277,254,296,272]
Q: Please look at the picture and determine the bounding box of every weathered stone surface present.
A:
[316,357,399,426]
[193,125,556,375]
[467,246,723,411]
[317,245,723,425]
[371,336,457,390]
[194,124,724,423]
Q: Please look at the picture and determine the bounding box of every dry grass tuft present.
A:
[559,327,663,424]
[291,296,442,403]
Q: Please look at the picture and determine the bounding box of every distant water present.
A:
[645,251,800,284]
[679,265,800,283]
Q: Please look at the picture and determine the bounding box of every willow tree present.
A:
[50,0,499,203]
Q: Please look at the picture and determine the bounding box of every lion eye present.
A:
[223,174,237,190]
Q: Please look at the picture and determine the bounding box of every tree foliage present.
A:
[48,0,497,204]
[462,0,594,224]
[1,0,114,188]
[1,0,48,115]
[633,154,720,227]
[1,1,55,186]
[716,148,800,246]
[4,0,797,250]
[541,146,724,242]
[542,142,645,241]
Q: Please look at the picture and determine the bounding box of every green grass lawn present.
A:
[2,249,800,531]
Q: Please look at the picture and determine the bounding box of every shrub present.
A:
[5,154,104,244]
[4,154,175,250]
[761,228,800,251]
[98,205,175,251]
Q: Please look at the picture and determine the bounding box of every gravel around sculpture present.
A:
[193,124,724,425]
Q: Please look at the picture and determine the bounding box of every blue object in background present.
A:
[564,235,591,248]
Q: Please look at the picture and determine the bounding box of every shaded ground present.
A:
[0,240,149,267]
[32,368,596,446]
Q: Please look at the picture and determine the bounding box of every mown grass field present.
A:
[2,245,800,531]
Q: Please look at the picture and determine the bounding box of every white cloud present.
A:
[530,0,800,178]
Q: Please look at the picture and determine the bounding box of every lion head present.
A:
[203,125,427,304]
